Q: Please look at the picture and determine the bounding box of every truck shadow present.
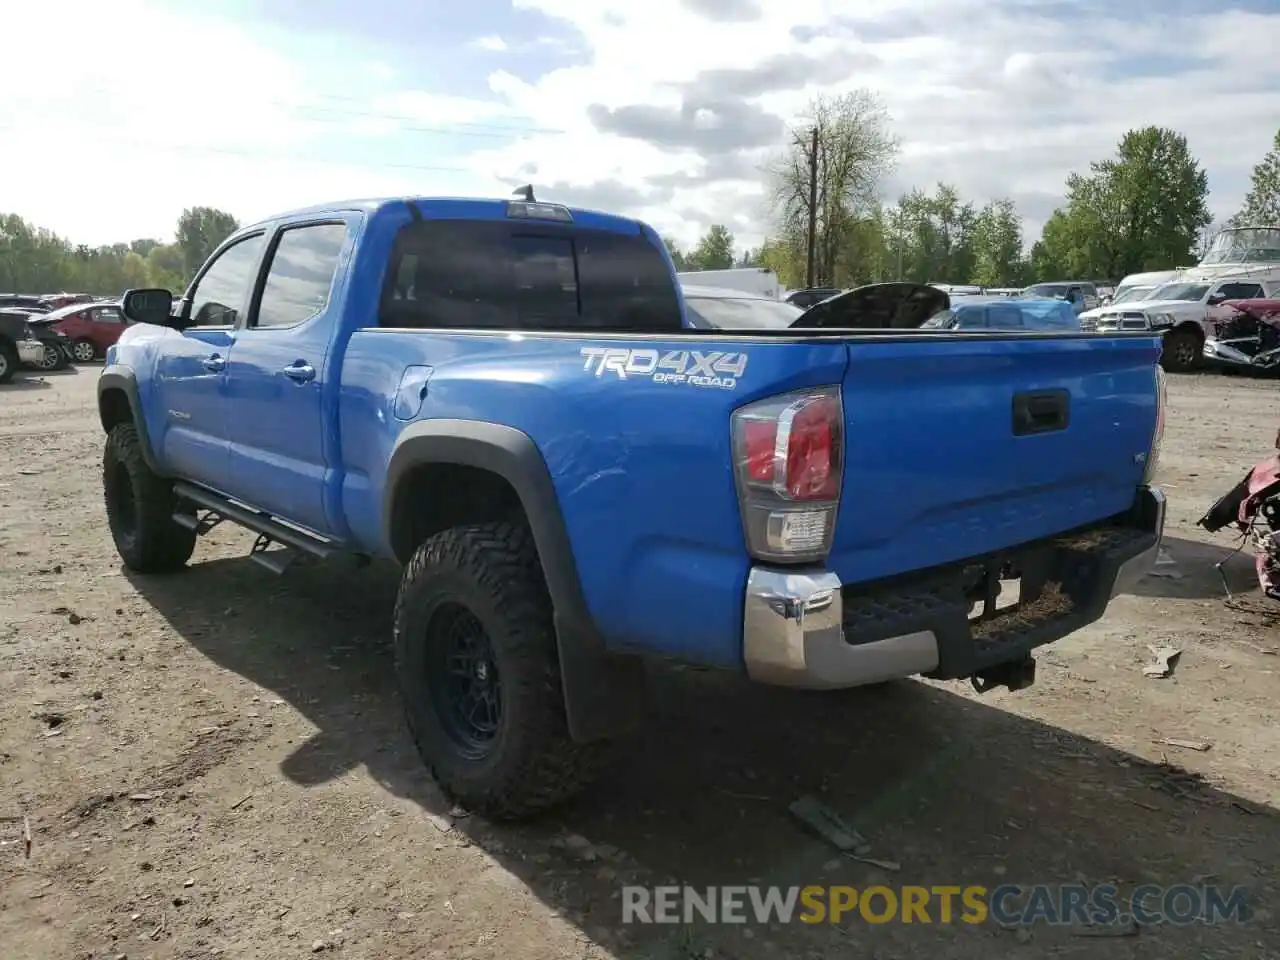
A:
[125,554,1278,959]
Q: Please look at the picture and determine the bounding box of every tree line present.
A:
[669,96,1280,290]
[0,207,240,296]
[2,116,1278,296]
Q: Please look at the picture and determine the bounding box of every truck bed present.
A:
[340,326,1161,669]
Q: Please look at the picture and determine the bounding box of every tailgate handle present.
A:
[1012,389,1069,436]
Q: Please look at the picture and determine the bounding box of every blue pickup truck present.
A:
[99,195,1167,819]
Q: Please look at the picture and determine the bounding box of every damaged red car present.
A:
[1202,298,1280,375]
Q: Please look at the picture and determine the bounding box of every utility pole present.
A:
[896,220,903,281]
[805,125,819,289]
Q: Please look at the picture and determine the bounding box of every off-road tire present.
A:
[103,422,197,573]
[394,521,600,820]
[1161,329,1202,373]
[0,340,18,384]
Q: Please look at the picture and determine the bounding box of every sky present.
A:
[2,0,1278,254]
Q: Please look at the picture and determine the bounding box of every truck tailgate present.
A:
[828,333,1161,585]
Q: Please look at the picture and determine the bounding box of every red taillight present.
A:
[784,396,840,500]
[732,387,843,563]
[743,419,777,483]
[738,394,842,502]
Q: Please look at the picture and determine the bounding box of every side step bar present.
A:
[172,481,339,573]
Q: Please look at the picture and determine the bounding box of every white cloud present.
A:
[0,0,539,246]
[2,0,1277,257]
[470,34,509,52]
[467,0,1280,248]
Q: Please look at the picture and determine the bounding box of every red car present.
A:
[44,300,129,362]
[39,293,95,311]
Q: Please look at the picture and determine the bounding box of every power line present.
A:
[0,124,478,173]
[289,102,565,137]
[63,84,569,138]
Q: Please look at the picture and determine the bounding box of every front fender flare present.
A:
[383,419,645,742]
[97,370,165,474]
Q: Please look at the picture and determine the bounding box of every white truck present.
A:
[1108,270,1180,304]
[1084,227,1280,372]
[675,267,783,299]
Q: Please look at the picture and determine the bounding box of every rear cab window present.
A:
[379,219,682,332]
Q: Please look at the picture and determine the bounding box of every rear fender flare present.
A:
[383,419,645,742]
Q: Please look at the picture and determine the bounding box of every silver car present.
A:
[682,284,805,329]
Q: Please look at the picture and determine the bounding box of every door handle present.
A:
[201,354,226,372]
[282,361,315,383]
[1012,389,1070,436]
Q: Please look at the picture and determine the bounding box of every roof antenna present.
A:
[512,184,535,202]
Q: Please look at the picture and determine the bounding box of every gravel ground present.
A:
[1,365,1277,960]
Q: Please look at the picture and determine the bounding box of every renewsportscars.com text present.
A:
[622,883,1251,927]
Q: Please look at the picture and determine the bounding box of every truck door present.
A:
[155,231,266,494]
[222,220,352,536]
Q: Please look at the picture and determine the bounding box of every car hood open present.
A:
[1222,299,1280,322]
[789,282,951,329]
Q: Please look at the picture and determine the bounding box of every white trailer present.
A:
[675,267,783,299]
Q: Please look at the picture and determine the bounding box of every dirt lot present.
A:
[1,366,1278,960]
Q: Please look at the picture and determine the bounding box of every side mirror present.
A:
[1206,295,1225,306]
[121,288,176,327]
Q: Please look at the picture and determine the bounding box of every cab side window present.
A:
[187,234,266,327]
[253,223,348,329]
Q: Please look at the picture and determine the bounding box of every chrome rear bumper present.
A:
[742,486,1166,689]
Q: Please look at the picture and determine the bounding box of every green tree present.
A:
[688,224,735,270]
[145,244,187,293]
[0,214,68,291]
[660,235,689,271]
[830,209,892,286]
[767,90,900,286]
[970,199,1028,287]
[1036,127,1210,280]
[121,251,151,289]
[758,233,806,287]
[1232,128,1280,226]
[175,206,240,277]
[1030,206,1093,279]
[0,211,222,295]
[885,183,978,283]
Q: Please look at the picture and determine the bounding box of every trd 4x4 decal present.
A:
[579,347,747,390]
